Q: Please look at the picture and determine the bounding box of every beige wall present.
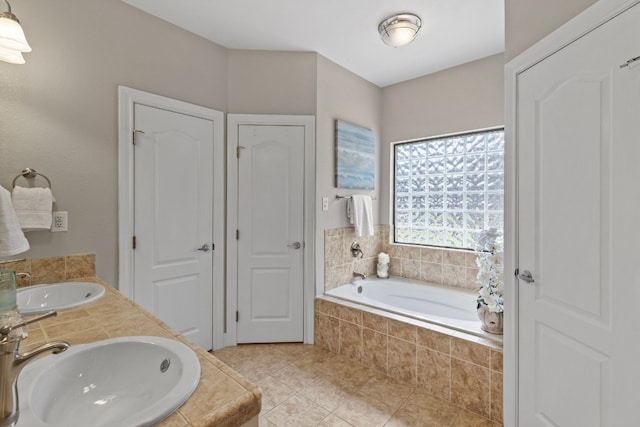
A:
[2,0,594,289]
[505,0,598,60]
[380,54,505,224]
[227,50,317,114]
[316,55,383,230]
[0,0,228,285]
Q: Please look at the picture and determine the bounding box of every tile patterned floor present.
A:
[212,343,501,427]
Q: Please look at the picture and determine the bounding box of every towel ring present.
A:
[12,168,52,189]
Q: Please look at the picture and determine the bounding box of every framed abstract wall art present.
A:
[335,120,376,190]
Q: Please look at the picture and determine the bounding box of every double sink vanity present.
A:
[6,278,261,427]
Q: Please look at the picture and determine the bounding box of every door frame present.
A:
[226,114,316,347]
[117,86,226,349]
[504,0,640,424]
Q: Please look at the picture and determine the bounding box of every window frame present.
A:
[391,126,505,251]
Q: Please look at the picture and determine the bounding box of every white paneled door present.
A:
[133,104,214,350]
[236,125,305,343]
[516,2,640,424]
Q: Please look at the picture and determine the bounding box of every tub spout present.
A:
[353,271,366,280]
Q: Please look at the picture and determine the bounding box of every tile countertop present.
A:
[20,277,261,427]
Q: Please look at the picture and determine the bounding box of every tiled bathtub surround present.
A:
[315,297,503,424]
[324,226,479,291]
[0,253,96,287]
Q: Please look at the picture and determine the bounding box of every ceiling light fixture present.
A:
[0,0,31,64]
[378,13,422,48]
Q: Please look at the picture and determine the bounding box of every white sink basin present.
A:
[17,282,105,315]
[17,336,201,427]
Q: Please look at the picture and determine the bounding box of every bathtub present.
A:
[325,276,493,339]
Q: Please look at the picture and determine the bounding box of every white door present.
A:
[516,3,640,424]
[236,125,305,343]
[133,104,214,350]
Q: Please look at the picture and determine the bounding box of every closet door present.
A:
[516,3,640,425]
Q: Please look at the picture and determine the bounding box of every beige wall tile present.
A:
[0,259,31,287]
[338,305,363,326]
[491,370,503,424]
[466,251,478,267]
[362,329,388,374]
[442,264,466,287]
[31,256,65,284]
[451,338,491,368]
[363,312,388,334]
[339,320,363,363]
[65,253,96,279]
[491,349,503,373]
[443,250,468,266]
[389,319,417,343]
[451,358,491,418]
[315,299,340,317]
[421,247,443,264]
[316,313,340,354]
[417,346,451,400]
[388,337,417,385]
[466,266,480,289]
[325,235,343,268]
[388,259,402,277]
[420,262,443,284]
[417,328,451,354]
[401,258,421,280]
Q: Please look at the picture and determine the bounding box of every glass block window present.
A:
[393,128,504,250]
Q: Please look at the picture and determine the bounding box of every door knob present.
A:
[515,269,535,283]
[287,242,302,250]
[197,244,210,252]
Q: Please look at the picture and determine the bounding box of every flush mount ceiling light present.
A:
[0,0,31,64]
[378,13,422,48]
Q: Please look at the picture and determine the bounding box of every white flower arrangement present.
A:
[474,228,504,313]
[377,252,390,265]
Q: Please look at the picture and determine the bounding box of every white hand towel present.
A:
[350,195,374,237]
[0,185,30,256]
[11,186,54,231]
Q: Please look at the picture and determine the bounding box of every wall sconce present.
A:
[0,0,31,64]
[378,13,422,48]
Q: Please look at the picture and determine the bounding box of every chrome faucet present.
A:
[353,271,367,280]
[0,311,69,427]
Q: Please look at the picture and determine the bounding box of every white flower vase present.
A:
[477,304,503,335]
[376,263,389,279]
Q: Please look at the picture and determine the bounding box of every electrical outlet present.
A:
[51,211,68,232]
[322,197,329,211]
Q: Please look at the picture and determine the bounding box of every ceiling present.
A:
[121,0,504,88]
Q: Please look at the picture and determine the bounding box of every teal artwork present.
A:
[335,120,376,190]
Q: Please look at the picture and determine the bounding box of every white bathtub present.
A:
[325,277,490,339]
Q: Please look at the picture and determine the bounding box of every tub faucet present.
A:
[0,310,70,427]
[353,271,366,280]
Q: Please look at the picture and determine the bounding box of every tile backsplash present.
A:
[0,253,96,287]
[324,225,479,291]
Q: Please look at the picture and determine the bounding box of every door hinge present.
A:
[236,229,240,240]
[212,243,215,251]
[132,235,137,249]
[235,311,239,322]
[132,129,144,145]
[236,145,245,158]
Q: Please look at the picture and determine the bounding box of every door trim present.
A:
[226,114,316,347]
[504,0,640,424]
[117,86,225,349]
